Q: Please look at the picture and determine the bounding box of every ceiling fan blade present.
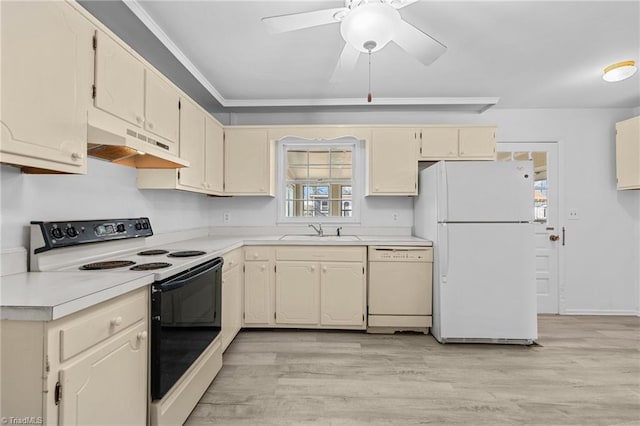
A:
[388,0,420,9]
[330,43,360,83]
[262,8,347,34]
[393,19,447,66]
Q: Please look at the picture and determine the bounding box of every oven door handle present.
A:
[159,257,223,292]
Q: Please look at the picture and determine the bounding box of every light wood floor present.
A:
[186,316,640,426]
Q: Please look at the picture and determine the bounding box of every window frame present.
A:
[276,137,362,224]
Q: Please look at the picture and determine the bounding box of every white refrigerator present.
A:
[414,161,537,344]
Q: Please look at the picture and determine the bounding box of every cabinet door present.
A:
[275,262,319,325]
[145,70,179,147]
[616,116,640,189]
[178,99,205,189]
[205,116,224,193]
[222,267,243,352]
[244,261,273,325]
[369,128,417,195]
[94,31,145,128]
[459,127,496,159]
[420,128,459,158]
[1,1,93,173]
[58,321,147,426]
[224,128,271,194]
[320,262,365,327]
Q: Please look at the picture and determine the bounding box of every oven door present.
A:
[150,257,223,401]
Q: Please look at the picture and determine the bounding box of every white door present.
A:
[497,142,560,314]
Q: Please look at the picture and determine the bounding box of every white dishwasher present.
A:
[367,246,433,334]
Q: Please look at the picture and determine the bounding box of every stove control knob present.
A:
[51,227,63,240]
[66,226,78,238]
[116,224,126,233]
[142,222,149,230]
[135,223,143,231]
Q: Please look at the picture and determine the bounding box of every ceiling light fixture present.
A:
[603,60,637,82]
[340,2,401,53]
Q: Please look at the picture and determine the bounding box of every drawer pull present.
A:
[253,253,259,259]
[310,266,316,272]
[137,331,148,341]
[110,316,123,327]
[261,265,266,271]
[322,266,327,273]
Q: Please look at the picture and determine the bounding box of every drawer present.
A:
[244,246,274,262]
[59,288,147,362]
[276,246,365,262]
[223,248,242,272]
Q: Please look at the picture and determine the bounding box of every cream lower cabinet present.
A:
[368,128,418,195]
[615,116,640,190]
[221,248,243,351]
[0,288,148,426]
[419,126,496,160]
[243,246,276,326]
[274,246,366,329]
[0,0,94,174]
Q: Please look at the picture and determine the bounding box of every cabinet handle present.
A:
[137,331,148,341]
[261,265,266,271]
[310,266,316,272]
[110,316,123,326]
[253,253,259,259]
[71,152,83,161]
[148,122,154,130]
[135,116,144,124]
[322,266,327,273]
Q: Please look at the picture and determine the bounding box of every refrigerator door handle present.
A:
[441,223,449,283]
[439,162,449,221]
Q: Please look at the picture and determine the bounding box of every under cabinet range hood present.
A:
[87,108,189,169]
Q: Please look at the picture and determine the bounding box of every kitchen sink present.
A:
[279,235,360,242]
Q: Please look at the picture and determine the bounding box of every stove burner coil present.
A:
[79,260,136,270]
[167,250,206,258]
[130,262,172,271]
[138,249,170,256]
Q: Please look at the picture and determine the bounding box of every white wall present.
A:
[231,108,640,315]
[0,158,212,250]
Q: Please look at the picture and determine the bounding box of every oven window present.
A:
[151,258,222,400]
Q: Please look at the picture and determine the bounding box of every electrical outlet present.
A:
[223,211,231,223]
[392,212,399,222]
[568,209,579,220]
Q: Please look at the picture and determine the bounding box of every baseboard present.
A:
[561,309,639,316]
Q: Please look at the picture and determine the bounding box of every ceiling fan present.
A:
[262,0,447,83]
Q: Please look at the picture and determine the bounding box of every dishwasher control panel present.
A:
[368,246,433,262]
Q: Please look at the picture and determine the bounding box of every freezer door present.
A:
[440,161,533,222]
[438,223,537,340]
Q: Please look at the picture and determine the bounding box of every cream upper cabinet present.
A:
[0,1,94,173]
[320,262,366,327]
[178,98,205,189]
[145,70,180,144]
[275,261,320,325]
[615,116,640,190]
[94,31,145,128]
[419,126,496,160]
[205,116,225,193]
[224,128,274,195]
[368,128,418,195]
[244,247,275,326]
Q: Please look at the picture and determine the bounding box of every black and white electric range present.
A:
[30,217,223,402]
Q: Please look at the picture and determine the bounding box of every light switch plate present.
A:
[568,209,579,220]
[223,211,231,223]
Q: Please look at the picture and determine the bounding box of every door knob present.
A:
[549,235,559,241]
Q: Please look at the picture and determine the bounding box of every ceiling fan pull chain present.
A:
[367,48,372,102]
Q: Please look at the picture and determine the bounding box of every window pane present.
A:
[284,145,354,218]
[497,150,548,224]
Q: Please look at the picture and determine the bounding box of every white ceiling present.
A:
[126,0,639,111]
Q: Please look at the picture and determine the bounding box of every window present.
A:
[278,139,360,222]
[497,150,548,223]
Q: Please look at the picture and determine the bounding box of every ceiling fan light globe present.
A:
[340,3,401,53]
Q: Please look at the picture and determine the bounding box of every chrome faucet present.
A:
[308,223,323,236]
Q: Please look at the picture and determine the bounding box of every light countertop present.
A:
[1,234,431,322]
